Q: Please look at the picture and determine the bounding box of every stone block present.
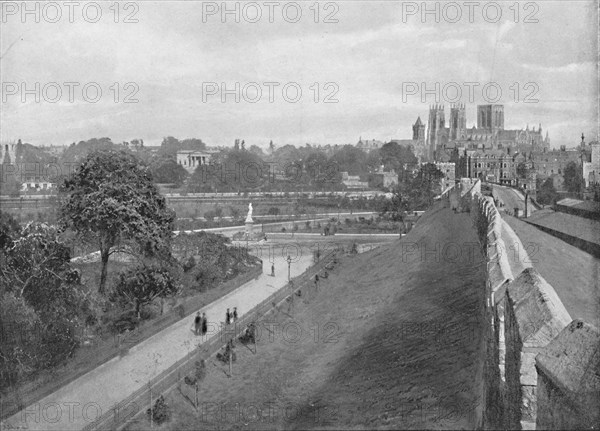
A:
[535,320,600,429]
[488,258,512,293]
[506,268,571,349]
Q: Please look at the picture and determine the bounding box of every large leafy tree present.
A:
[115,264,180,318]
[536,178,559,206]
[0,221,88,384]
[379,163,444,218]
[380,142,418,173]
[188,148,267,193]
[563,161,584,194]
[150,156,189,187]
[59,150,175,294]
[329,145,368,176]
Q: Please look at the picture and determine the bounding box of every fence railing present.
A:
[82,250,339,431]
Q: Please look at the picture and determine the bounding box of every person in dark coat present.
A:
[271,263,275,276]
[201,312,207,335]
[194,312,201,335]
[225,308,231,325]
[233,307,238,322]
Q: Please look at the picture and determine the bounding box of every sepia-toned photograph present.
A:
[1,1,598,430]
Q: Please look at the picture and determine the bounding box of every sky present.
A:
[1,0,598,149]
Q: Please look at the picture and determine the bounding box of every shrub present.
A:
[147,395,170,425]
[183,256,196,272]
[204,210,215,221]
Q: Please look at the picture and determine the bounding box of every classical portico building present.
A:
[176,150,213,173]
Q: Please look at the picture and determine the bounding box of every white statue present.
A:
[245,202,253,223]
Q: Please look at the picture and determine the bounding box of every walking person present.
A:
[193,312,201,335]
[233,307,238,322]
[271,263,275,277]
[225,308,231,325]
[201,312,207,335]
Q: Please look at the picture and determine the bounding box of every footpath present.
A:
[1,255,314,431]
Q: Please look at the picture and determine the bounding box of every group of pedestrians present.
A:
[193,306,239,335]
[225,307,238,325]
[193,312,208,335]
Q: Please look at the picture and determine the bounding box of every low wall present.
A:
[523,219,600,259]
[461,179,599,430]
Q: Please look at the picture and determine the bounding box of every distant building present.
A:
[427,103,550,163]
[21,179,55,191]
[356,138,384,153]
[341,172,369,189]
[531,145,588,179]
[388,116,428,162]
[0,142,17,164]
[369,166,398,189]
[435,162,455,191]
[456,148,520,185]
[583,142,600,187]
[176,150,214,173]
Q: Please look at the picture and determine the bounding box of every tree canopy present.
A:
[563,161,584,194]
[59,150,175,293]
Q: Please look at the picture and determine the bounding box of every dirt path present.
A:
[130,205,487,430]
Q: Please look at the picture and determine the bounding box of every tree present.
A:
[0,211,20,250]
[249,145,264,157]
[150,157,189,187]
[0,222,88,381]
[536,178,559,206]
[188,148,266,193]
[159,137,205,156]
[380,142,418,173]
[563,161,584,194]
[516,162,528,178]
[380,163,443,217]
[59,150,175,294]
[115,264,180,318]
[329,145,368,176]
[229,206,241,220]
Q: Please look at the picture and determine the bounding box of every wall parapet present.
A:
[462,178,599,430]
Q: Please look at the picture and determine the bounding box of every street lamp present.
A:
[287,255,292,282]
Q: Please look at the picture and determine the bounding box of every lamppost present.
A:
[287,255,292,282]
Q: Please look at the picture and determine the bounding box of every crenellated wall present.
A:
[458,179,599,430]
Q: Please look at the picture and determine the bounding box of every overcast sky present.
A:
[1,1,598,149]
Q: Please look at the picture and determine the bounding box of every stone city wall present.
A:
[459,179,599,430]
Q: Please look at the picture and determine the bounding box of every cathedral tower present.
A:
[477,105,504,132]
[449,103,466,140]
[427,104,445,161]
[412,116,425,143]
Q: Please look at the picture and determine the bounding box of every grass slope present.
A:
[127,205,487,430]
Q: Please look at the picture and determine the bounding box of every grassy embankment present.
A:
[126,204,487,430]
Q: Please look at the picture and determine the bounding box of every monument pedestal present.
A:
[245,221,254,236]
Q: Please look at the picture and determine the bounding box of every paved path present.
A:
[2,254,314,431]
[492,185,537,216]
[502,214,599,326]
